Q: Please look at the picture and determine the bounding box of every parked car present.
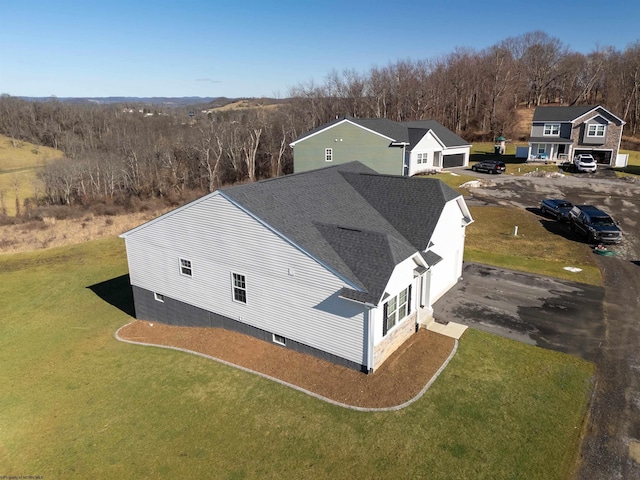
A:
[540,199,573,221]
[573,154,597,173]
[568,205,622,244]
[471,160,506,174]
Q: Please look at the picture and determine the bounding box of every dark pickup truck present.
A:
[540,199,573,222]
[568,205,623,244]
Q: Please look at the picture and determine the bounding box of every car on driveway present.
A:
[540,199,573,221]
[471,160,506,174]
[568,205,622,244]
[574,154,597,173]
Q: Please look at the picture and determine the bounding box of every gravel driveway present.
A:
[437,169,640,479]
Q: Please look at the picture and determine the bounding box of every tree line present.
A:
[0,31,638,212]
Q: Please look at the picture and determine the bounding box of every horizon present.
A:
[1,0,639,99]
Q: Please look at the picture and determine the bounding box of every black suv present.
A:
[568,205,622,244]
[471,160,506,174]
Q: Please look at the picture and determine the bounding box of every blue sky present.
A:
[1,0,638,98]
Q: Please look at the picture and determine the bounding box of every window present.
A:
[543,124,560,136]
[180,258,192,277]
[154,292,164,302]
[273,334,286,346]
[232,273,247,303]
[325,148,333,162]
[417,152,428,164]
[587,124,605,137]
[384,286,410,336]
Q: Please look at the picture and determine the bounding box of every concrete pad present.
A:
[426,321,468,339]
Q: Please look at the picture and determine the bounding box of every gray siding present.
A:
[293,122,404,175]
[530,122,572,139]
[123,193,367,366]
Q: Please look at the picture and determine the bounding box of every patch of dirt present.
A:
[118,321,456,409]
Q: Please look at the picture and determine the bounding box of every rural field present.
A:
[0,134,64,216]
[1,237,593,478]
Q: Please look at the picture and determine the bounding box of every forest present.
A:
[0,31,638,212]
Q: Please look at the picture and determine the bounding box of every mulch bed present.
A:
[118,321,456,409]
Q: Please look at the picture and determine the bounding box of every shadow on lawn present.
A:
[87,274,135,317]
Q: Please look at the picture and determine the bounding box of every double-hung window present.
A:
[325,148,333,162]
[543,124,560,136]
[417,153,428,164]
[587,124,605,137]
[383,286,410,336]
[180,258,192,277]
[232,273,247,303]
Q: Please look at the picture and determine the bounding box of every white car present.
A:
[574,154,597,173]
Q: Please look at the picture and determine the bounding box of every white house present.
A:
[120,162,473,373]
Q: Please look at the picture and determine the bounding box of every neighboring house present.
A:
[527,105,625,165]
[120,162,473,373]
[290,117,471,176]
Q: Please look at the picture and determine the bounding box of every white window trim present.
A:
[154,292,165,302]
[416,152,428,164]
[543,123,560,136]
[384,287,409,336]
[587,124,606,137]
[325,147,333,162]
[272,334,286,346]
[231,272,247,304]
[179,258,192,277]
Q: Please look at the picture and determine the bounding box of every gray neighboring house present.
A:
[290,117,471,176]
[120,162,473,373]
[527,105,625,165]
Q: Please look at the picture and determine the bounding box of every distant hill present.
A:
[18,96,234,107]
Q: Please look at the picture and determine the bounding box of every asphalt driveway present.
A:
[433,263,606,361]
[439,168,640,479]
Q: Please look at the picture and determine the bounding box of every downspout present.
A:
[402,144,407,176]
[367,307,375,373]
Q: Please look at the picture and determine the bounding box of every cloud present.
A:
[196,78,222,84]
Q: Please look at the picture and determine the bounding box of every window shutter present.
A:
[383,302,388,336]
[407,285,412,315]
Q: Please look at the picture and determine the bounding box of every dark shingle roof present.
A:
[532,106,597,122]
[290,116,470,150]
[403,120,471,148]
[221,162,459,304]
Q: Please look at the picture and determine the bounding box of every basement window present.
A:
[154,292,165,302]
[273,334,286,346]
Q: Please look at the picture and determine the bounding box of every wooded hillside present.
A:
[0,31,638,211]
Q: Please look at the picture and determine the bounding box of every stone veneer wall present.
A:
[571,120,624,163]
[373,312,417,370]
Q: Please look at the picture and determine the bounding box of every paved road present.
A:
[436,169,640,479]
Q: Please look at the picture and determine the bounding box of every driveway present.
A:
[437,169,640,479]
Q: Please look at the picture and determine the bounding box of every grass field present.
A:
[1,237,594,479]
[0,134,64,215]
[614,149,640,177]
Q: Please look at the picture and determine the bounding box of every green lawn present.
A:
[1,237,593,479]
[465,206,602,286]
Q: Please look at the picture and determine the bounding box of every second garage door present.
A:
[443,153,465,168]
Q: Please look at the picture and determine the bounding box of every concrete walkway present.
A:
[426,321,468,339]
